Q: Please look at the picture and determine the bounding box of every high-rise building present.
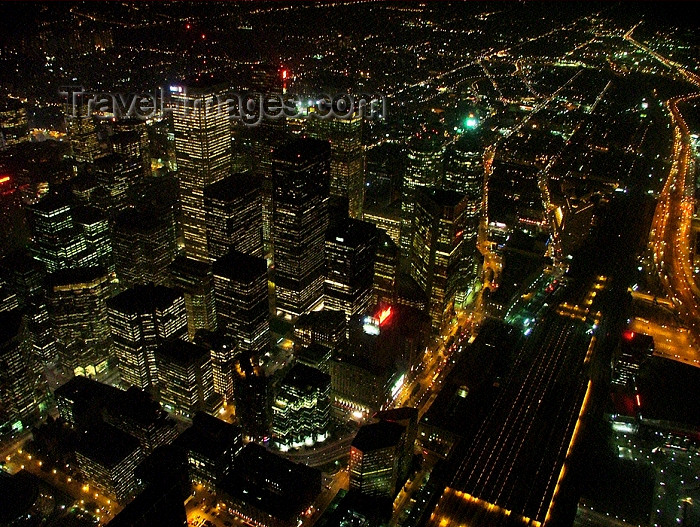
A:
[213,250,270,356]
[272,363,331,451]
[172,80,231,261]
[91,153,142,216]
[155,339,220,419]
[169,256,217,340]
[272,138,331,318]
[204,172,263,259]
[111,118,152,177]
[444,134,483,196]
[194,330,236,403]
[324,218,378,328]
[293,309,347,351]
[73,206,113,273]
[307,114,365,218]
[400,135,445,256]
[374,231,399,305]
[0,99,29,148]
[108,284,188,390]
[27,196,101,273]
[0,310,39,430]
[232,351,270,441]
[76,424,144,502]
[349,420,407,499]
[113,209,177,288]
[47,267,112,377]
[65,93,100,164]
[410,188,469,330]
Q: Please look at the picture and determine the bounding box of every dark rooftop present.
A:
[204,172,262,203]
[107,284,183,314]
[155,338,209,366]
[280,363,331,393]
[77,424,141,468]
[352,420,405,452]
[212,250,267,282]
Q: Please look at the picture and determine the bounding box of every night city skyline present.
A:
[1,2,700,527]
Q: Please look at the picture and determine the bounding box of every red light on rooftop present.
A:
[201,34,206,39]
[186,23,191,30]
[623,330,635,341]
[377,306,392,326]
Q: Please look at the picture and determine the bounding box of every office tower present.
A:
[217,444,322,527]
[47,267,112,377]
[0,310,39,429]
[232,351,270,441]
[363,200,402,247]
[324,218,378,328]
[374,407,419,489]
[111,118,152,177]
[247,63,287,252]
[194,330,236,403]
[108,284,188,390]
[173,412,243,486]
[204,172,263,259]
[172,80,231,261]
[169,256,217,340]
[65,92,100,164]
[374,231,399,305]
[113,209,177,288]
[296,343,332,374]
[410,188,469,330]
[0,99,29,148]
[213,250,269,356]
[76,424,144,502]
[0,252,55,362]
[91,153,142,216]
[444,134,484,196]
[365,143,405,209]
[349,420,407,499]
[307,114,365,218]
[293,309,347,351]
[272,363,331,451]
[155,339,220,419]
[73,206,113,273]
[26,196,96,273]
[400,134,445,256]
[272,138,331,318]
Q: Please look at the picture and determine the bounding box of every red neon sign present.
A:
[377,306,392,326]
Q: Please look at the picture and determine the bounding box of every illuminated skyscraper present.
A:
[307,114,365,218]
[47,267,112,377]
[232,351,271,441]
[0,99,29,148]
[324,218,378,328]
[155,339,220,419]
[65,92,100,164]
[204,172,263,259]
[374,231,399,305]
[444,134,483,196]
[213,250,269,356]
[91,153,142,216]
[272,363,331,451]
[108,284,188,390]
[111,118,152,177]
[171,80,231,261]
[400,135,445,257]
[410,188,469,330]
[114,209,177,288]
[0,310,39,429]
[272,138,331,318]
[169,256,217,340]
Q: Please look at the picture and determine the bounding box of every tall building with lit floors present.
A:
[213,250,270,356]
[409,188,469,330]
[113,209,178,288]
[169,256,217,340]
[401,134,445,257]
[91,153,142,217]
[232,351,271,441]
[272,138,331,318]
[65,92,100,164]
[76,424,144,503]
[108,284,188,390]
[0,310,39,431]
[194,330,237,403]
[272,363,331,451]
[324,218,378,329]
[155,339,222,419]
[349,420,407,499]
[204,172,264,259]
[307,114,365,218]
[47,267,113,378]
[171,80,231,261]
[0,99,29,147]
[374,231,399,305]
